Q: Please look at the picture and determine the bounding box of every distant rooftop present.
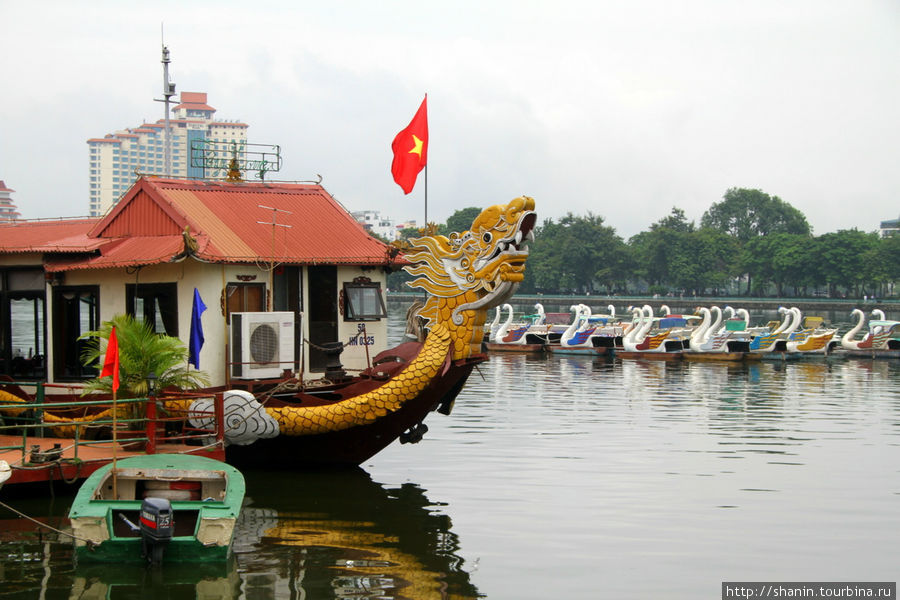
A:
[173,91,216,113]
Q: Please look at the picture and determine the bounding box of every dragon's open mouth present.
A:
[476,211,536,274]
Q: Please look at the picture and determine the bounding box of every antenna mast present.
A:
[158,26,176,177]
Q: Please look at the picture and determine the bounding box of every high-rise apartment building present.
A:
[0,181,21,222]
[87,92,248,216]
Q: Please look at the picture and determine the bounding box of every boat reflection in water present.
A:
[5,469,477,598]
[233,469,479,599]
[70,561,240,599]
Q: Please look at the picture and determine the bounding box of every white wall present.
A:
[47,260,391,387]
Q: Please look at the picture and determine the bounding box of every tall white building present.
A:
[0,180,21,222]
[352,210,402,241]
[87,92,248,216]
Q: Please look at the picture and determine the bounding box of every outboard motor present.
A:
[140,497,173,564]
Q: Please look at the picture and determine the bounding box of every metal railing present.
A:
[0,380,225,467]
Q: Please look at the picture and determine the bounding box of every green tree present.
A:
[80,314,210,401]
[874,233,900,297]
[526,213,627,294]
[815,229,881,297]
[743,233,816,296]
[444,207,483,235]
[702,188,811,293]
[701,188,811,240]
[687,228,740,294]
[629,208,696,293]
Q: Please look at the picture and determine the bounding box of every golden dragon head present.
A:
[403,196,536,359]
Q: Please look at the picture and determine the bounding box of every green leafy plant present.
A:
[79,314,210,413]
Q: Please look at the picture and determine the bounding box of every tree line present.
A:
[387,188,900,299]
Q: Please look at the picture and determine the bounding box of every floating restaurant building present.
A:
[0,176,398,389]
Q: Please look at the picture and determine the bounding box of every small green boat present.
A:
[68,454,245,564]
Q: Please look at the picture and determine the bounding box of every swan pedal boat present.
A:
[840,308,900,358]
[546,304,620,356]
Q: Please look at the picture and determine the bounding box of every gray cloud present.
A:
[1,0,897,237]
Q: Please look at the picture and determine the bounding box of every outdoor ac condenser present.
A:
[230,312,296,379]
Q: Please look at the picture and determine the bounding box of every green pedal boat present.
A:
[68,454,245,564]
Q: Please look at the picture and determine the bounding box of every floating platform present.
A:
[0,434,225,487]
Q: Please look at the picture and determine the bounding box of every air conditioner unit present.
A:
[231,312,295,379]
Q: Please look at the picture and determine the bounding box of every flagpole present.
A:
[424,165,428,227]
[112,388,118,499]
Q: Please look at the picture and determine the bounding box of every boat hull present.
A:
[683,352,747,362]
[226,357,482,468]
[615,350,682,361]
[546,345,611,356]
[72,534,231,564]
[484,342,545,353]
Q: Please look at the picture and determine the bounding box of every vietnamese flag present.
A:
[100,326,120,392]
[391,95,428,194]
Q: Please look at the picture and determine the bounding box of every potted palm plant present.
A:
[80,314,210,435]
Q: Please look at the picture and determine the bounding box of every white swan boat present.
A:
[840,308,900,357]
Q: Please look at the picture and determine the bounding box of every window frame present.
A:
[342,277,387,322]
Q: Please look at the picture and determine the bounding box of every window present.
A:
[0,269,47,379]
[52,286,99,380]
[342,277,387,321]
[126,283,178,336]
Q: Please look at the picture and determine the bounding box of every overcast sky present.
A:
[1,0,897,238]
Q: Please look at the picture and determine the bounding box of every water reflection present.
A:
[233,469,479,600]
[0,470,478,599]
[1,302,897,598]
[71,562,240,599]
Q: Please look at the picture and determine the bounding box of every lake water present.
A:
[1,301,898,598]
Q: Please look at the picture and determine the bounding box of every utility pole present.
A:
[155,26,176,177]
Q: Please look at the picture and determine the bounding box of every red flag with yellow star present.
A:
[391,95,428,194]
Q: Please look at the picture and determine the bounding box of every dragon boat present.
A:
[0,197,536,473]
[219,196,536,467]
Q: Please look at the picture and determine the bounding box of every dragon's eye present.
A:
[482,232,492,243]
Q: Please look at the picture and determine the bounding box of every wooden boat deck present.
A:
[0,434,225,486]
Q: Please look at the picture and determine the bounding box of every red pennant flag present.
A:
[100,326,120,392]
[391,95,428,194]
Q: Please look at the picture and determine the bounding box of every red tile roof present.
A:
[13,177,401,272]
[0,219,102,253]
[173,92,216,113]
[0,181,13,192]
[44,236,186,271]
